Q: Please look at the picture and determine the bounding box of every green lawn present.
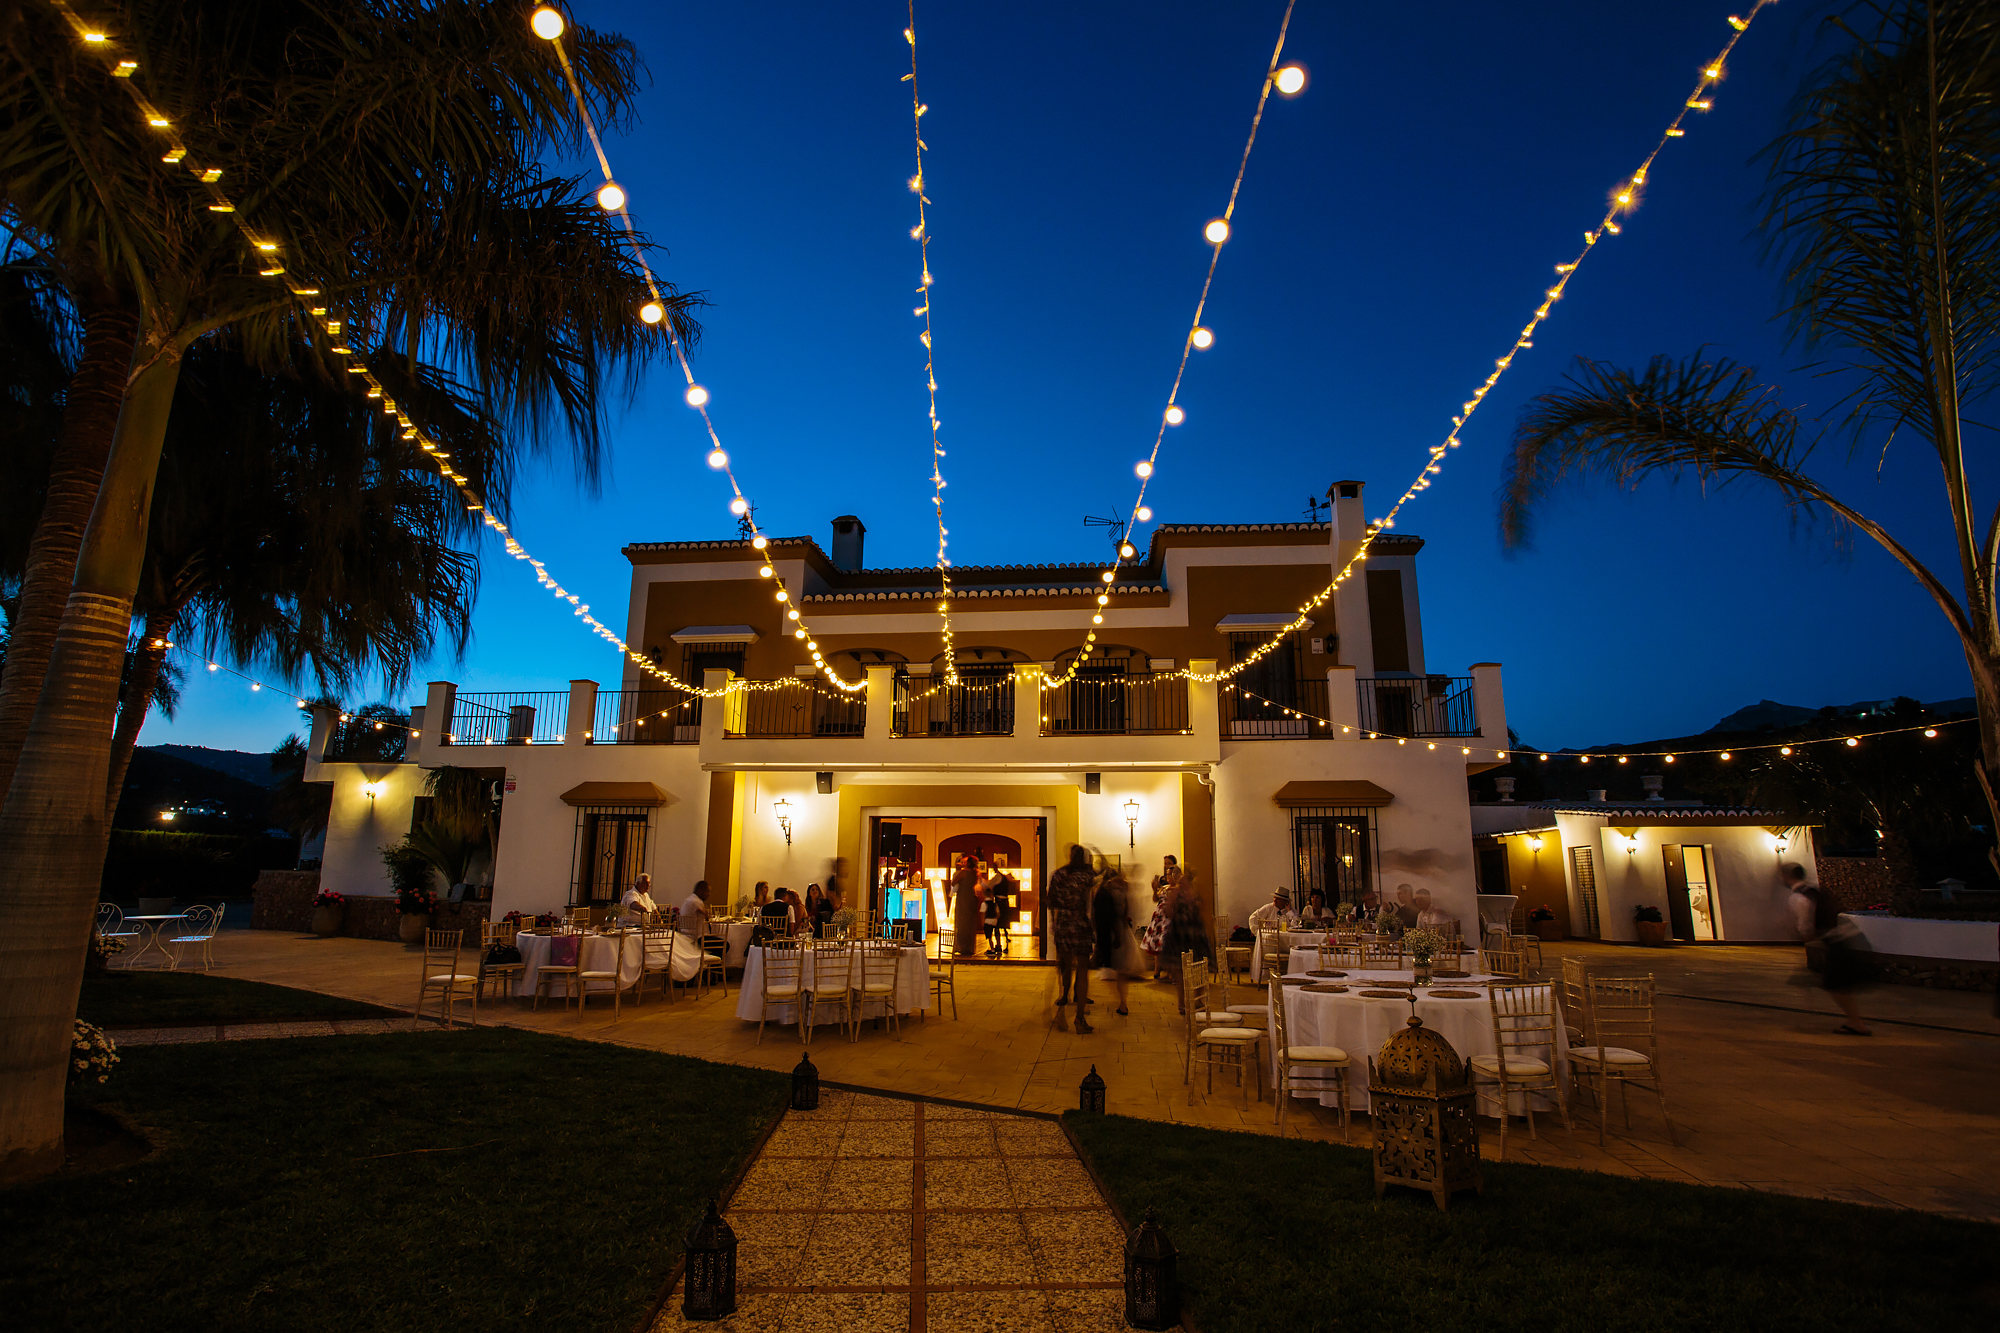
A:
[77,971,401,1027]
[6,1030,787,1332]
[1064,1113,1998,1333]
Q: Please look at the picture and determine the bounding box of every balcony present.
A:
[443,691,568,745]
[322,714,409,762]
[1221,677,1332,739]
[1356,675,1478,737]
[1040,673,1190,736]
[725,683,867,739]
[892,672,1014,737]
[591,688,698,744]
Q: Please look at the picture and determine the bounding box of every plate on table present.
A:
[1302,983,1349,994]
[1305,970,1346,978]
[1431,969,1469,979]
[1359,989,1414,1000]
[1426,989,1481,999]
[1279,977,1311,986]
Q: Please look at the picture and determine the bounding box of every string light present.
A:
[530,6,566,40]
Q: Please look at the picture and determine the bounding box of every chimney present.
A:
[830,516,865,572]
[1586,789,1607,804]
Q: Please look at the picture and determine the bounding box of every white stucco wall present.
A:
[315,761,425,899]
[1553,815,1815,943]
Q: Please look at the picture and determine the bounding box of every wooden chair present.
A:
[415,929,479,1027]
[1182,957,1261,1104]
[578,934,629,1020]
[1481,942,1526,980]
[478,919,526,1002]
[889,921,913,941]
[1320,943,1366,970]
[1257,927,1289,981]
[926,933,959,1020]
[698,932,729,998]
[533,932,584,1010]
[1271,980,1349,1140]
[1560,956,1592,1046]
[802,942,853,1042]
[1471,983,1572,1159]
[168,904,222,971]
[1362,940,1403,970]
[755,940,806,1044]
[635,925,680,1005]
[849,941,904,1041]
[1212,957,1269,1030]
[1217,913,1251,984]
[1572,975,1675,1146]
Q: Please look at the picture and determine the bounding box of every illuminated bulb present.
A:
[1135,507,1152,522]
[1924,728,1938,738]
[1119,542,1135,559]
[1617,755,1628,764]
[730,497,749,515]
[531,6,566,39]
[1664,755,1675,763]
[685,384,709,408]
[1273,64,1307,95]
[1204,219,1230,245]
[707,448,728,469]
[752,535,769,549]
[775,589,789,603]
[149,117,170,128]
[1846,737,1859,747]
[1135,461,1155,478]
[788,609,800,620]
[84,32,107,42]
[759,565,774,578]
[794,628,807,639]
[1096,594,1109,606]
[640,301,664,324]
[1617,192,1632,205]
[208,663,218,672]
[1720,752,1732,760]
[1092,614,1103,624]
[596,181,627,212]
[1163,406,1184,426]
[1780,746,1793,756]
[1728,15,1747,30]
[251,683,262,691]
[1705,65,1721,79]
[1667,127,1685,137]
[1190,326,1214,349]
[1101,571,1115,583]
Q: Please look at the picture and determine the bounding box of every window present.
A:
[1569,845,1599,939]
[681,643,747,728]
[569,805,655,905]
[1291,807,1378,908]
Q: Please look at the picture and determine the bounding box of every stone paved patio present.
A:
[175,928,2000,1222]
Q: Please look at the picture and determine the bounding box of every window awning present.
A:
[560,781,670,808]
[1216,613,1315,633]
[670,625,760,644]
[1274,780,1393,808]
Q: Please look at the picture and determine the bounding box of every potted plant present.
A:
[1528,904,1561,942]
[1403,927,1448,984]
[1633,904,1669,947]
[382,842,440,943]
[310,888,347,937]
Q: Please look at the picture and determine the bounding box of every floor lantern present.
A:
[1368,1014,1483,1212]
[1123,1208,1179,1330]
[681,1199,738,1320]
[1079,1064,1106,1113]
[791,1050,819,1110]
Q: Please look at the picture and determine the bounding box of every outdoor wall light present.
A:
[1123,798,1140,847]
[1526,835,1545,853]
[773,798,793,846]
[362,782,383,803]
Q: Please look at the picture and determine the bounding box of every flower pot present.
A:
[310,904,345,937]
[1634,920,1670,948]
[1532,921,1562,943]
[397,912,432,944]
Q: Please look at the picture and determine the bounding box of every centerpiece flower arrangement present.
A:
[830,907,858,937]
[71,1019,119,1086]
[1374,906,1401,937]
[1402,926,1449,983]
[1335,902,1356,923]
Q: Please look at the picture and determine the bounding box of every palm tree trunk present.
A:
[0,291,140,801]
[0,333,182,1186]
[104,612,176,822]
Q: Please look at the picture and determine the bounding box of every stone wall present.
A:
[1817,857,1898,913]
[1805,943,1997,993]
[252,869,491,942]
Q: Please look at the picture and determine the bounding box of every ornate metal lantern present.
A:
[681,1199,738,1320]
[791,1050,819,1111]
[1079,1064,1106,1113]
[1123,1208,1179,1331]
[1368,1014,1483,1211]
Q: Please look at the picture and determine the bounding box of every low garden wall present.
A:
[1816,856,1897,912]
[251,870,490,942]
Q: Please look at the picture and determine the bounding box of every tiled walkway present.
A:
[651,1091,1126,1333]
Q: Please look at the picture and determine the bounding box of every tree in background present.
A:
[1501,3,2000,859]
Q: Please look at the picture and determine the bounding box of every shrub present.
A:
[1633,904,1665,924]
[380,842,439,914]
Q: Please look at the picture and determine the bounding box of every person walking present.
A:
[1047,845,1098,1032]
[1785,862,1872,1035]
[1093,867,1137,1016]
[1161,872,1214,1010]
[1142,855,1180,979]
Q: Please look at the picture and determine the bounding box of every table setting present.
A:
[734,943,930,1024]
[510,927,705,997]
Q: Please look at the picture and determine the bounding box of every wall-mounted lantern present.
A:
[1611,826,1639,856]
[362,782,383,803]
[773,798,793,846]
[1123,798,1140,847]
[1525,834,1545,853]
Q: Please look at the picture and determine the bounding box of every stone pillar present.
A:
[1470,663,1507,759]
[566,679,598,745]
[1013,663,1041,741]
[864,664,896,739]
[1188,657,1220,744]
[418,680,456,766]
[1328,481,1374,675]
[701,668,736,747]
[1325,665,1360,732]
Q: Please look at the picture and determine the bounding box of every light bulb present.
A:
[1204,219,1230,245]
[1136,460,1154,478]
[707,448,728,469]
[1924,728,1938,738]
[752,535,769,549]
[1781,746,1792,756]
[1274,64,1307,95]
[774,589,789,603]
[531,6,565,39]
[640,301,664,324]
[794,628,806,639]
[1846,737,1859,747]
[730,497,749,515]
[1163,406,1184,426]
[1100,571,1114,583]
[1135,507,1152,522]
[1092,614,1103,624]
[1190,326,1214,349]
[596,181,626,212]
[788,608,800,620]
[1096,594,1109,606]
[759,565,774,578]
[1119,543,1135,559]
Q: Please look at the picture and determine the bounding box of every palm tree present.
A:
[1501,1,2000,845]
[0,0,695,1182]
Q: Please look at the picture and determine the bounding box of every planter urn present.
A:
[398,911,432,944]
[1634,920,1670,948]
[1532,921,1562,943]
[310,904,345,937]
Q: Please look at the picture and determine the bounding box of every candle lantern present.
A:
[791,1050,819,1111]
[1078,1064,1106,1113]
[681,1199,738,1320]
[1368,1014,1482,1212]
[1123,1208,1179,1331]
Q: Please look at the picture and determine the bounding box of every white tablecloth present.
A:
[512,931,703,996]
[1250,931,1335,976]
[735,944,930,1023]
[1270,970,1567,1113]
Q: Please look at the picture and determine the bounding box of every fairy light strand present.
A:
[905,6,959,684]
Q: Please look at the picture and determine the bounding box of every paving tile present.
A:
[925,1123,1000,1157]
[650,1289,792,1332]
[846,1095,917,1121]
[924,1160,993,1209]
[924,1212,1032,1283]
[926,1290,1056,1333]
[1024,1211,1125,1283]
[994,1121,1069,1156]
[1045,1287,1129,1333]
[787,1292,908,1333]
[1004,1158,1099,1209]
[836,1122,915,1159]
[821,1158,913,1210]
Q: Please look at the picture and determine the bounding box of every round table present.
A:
[735,944,930,1024]
[119,914,186,971]
[511,930,704,997]
[1270,969,1568,1113]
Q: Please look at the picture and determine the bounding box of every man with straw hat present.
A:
[1248,886,1295,933]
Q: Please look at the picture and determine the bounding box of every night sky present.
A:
[153,0,1981,754]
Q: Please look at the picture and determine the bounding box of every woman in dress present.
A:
[1142,855,1180,979]
[951,855,982,957]
[1093,869,1140,1015]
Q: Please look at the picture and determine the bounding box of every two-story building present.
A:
[306,480,1511,954]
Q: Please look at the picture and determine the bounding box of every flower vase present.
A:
[1413,957,1433,985]
[398,911,431,944]
[310,904,345,938]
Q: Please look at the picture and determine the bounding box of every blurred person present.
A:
[1047,845,1097,1032]
[1786,862,1872,1035]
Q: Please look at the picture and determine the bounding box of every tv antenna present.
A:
[1083,509,1137,561]
[1304,495,1329,523]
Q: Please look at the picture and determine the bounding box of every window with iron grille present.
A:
[569,805,656,906]
[1569,844,1600,939]
[1290,806,1379,908]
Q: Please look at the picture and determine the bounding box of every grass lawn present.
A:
[5,1029,787,1332]
[1065,1113,1998,1333]
[77,971,401,1027]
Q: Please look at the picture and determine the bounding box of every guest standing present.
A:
[1142,855,1180,978]
[1161,873,1214,1008]
[1047,845,1097,1032]
[1094,869,1136,1016]
[952,855,982,957]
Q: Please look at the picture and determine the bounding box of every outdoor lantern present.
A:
[1123,798,1140,847]
[1079,1064,1106,1114]
[681,1199,738,1321]
[773,798,792,846]
[1123,1208,1180,1331]
[1368,1014,1482,1212]
[791,1050,820,1111]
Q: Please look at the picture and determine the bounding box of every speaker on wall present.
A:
[816,771,833,794]
[876,821,903,861]
[1084,772,1101,794]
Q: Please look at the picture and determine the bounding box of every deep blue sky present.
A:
[155,0,1980,754]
